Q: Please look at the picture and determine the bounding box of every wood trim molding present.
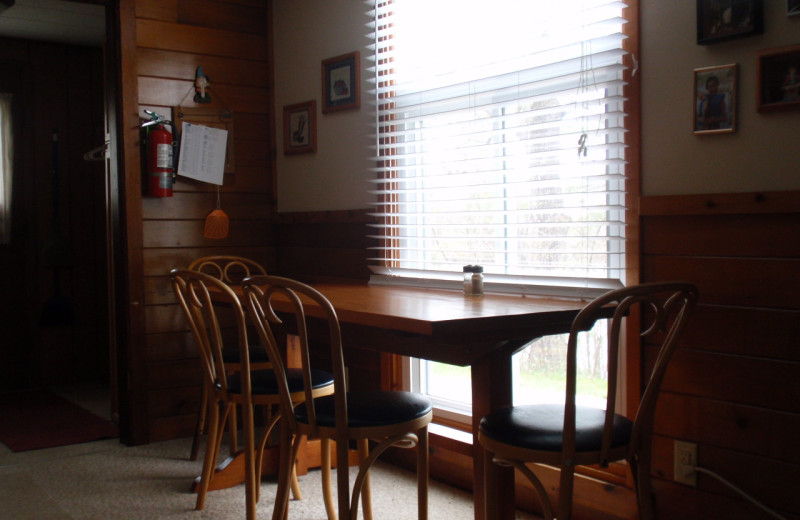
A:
[640,190,800,216]
[117,0,149,445]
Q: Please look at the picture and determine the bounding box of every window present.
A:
[0,93,12,245]
[368,0,631,419]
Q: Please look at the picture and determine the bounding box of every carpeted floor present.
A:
[0,435,539,519]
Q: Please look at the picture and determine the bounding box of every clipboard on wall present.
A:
[173,106,236,174]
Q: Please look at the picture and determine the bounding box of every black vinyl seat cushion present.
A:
[295,390,432,428]
[227,369,334,396]
[479,404,633,452]
[222,344,271,364]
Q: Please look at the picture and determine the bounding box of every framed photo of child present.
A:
[693,64,737,135]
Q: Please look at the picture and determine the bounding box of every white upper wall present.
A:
[641,1,799,196]
[273,1,800,212]
[272,0,373,212]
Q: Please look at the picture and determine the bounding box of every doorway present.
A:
[0,0,120,443]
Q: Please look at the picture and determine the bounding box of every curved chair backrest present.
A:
[562,282,698,467]
[170,268,253,406]
[188,256,267,285]
[242,275,347,437]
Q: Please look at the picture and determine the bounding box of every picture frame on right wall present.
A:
[696,0,764,45]
[757,45,800,112]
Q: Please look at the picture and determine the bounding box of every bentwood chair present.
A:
[187,256,270,460]
[170,269,334,520]
[478,282,698,520]
[243,275,433,520]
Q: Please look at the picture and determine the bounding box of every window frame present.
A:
[370,0,631,293]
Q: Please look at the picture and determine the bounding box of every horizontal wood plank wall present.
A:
[276,209,375,283]
[640,190,800,520]
[135,0,276,442]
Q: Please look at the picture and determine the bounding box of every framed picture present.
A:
[757,45,800,112]
[693,64,737,135]
[283,100,316,155]
[696,0,763,45]
[321,51,360,113]
[789,0,800,16]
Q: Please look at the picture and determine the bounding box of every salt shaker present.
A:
[463,265,484,296]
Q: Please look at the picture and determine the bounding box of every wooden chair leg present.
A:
[190,382,209,461]
[290,464,302,500]
[556,462,576,520]
[271,429,291,520]
[417,427,429,520]
[336,436,351,520]
[228,403,239,455]
[273,427,303,520]
[255,413,280,502]
[195,399,220,510]
[321,437,337,520]
[483,449,498,520]
[358,438,373,520]
[633,456,656,520]
[241,402,257,520]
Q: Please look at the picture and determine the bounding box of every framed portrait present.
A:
[283,100,316,155]
[693,64,737,135]
[321,51,360,113]
[789,0,800,16]
[696,0,763,45]
[757,45,800,112]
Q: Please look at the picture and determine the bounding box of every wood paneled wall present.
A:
[276,209,375,283]
[640,191,800,520]
[133,0,276,442]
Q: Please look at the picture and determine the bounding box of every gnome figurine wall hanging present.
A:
[194,67,211,104]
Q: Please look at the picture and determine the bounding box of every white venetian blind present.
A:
[366,0,629,293]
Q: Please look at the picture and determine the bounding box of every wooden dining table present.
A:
[287,281,591,520]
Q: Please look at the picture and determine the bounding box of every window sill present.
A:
[429,422,473,456]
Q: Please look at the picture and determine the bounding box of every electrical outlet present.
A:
[674,440,697,487]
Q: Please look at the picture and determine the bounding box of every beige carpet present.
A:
[0,435,538,519]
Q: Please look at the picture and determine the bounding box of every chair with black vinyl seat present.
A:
[186,255,271,461]
[242,275,433,520]
[170,269,334,520]
[478,282,698,520]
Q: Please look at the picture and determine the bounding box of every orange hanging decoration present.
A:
[204,187,229,239]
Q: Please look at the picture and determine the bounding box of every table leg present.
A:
[471,350,515,520]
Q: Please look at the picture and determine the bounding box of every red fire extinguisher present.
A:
[143,110,174,197]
